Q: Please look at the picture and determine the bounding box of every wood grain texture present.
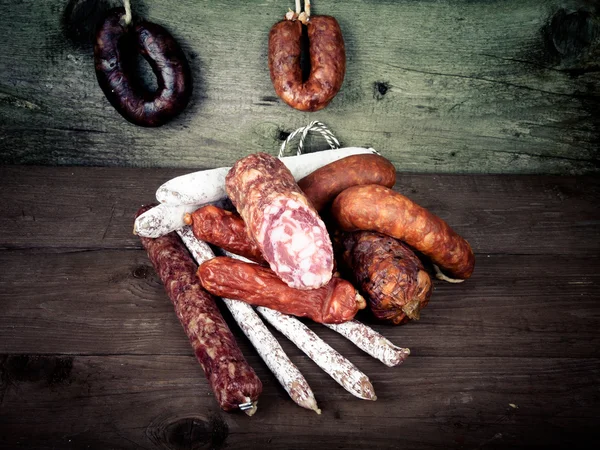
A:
[0,166,598,256]
[0,249,598,359]
[1,354,598,449]
[0,167,599,448]
[0,0,598,173]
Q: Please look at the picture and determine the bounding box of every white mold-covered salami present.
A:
[134,199,232,238]
[257,307,377,401]
[156,147,377,206]
[178,228,320,413]
[324,321,410,367]
[225,152,334,290]
[134,203,199,238]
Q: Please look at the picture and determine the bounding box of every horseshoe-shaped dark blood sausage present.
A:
[268,15,346,112]
[94,8,192,127]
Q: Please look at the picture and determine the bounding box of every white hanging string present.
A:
[123,0,132,25]
[278,121,341,158]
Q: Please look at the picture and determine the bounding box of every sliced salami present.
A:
[225,152,334,290]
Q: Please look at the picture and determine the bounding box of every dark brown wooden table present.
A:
[0,167,599,449]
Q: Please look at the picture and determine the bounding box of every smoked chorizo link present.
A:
[94,8,192,127]
[269,16,345,112]
[331,185,475,279]
[335,230,433,324]
[225,153,334,290]
[297,154,397,211]
[197,256,364,324]
[136,206,262,413]
[186,205,266,264]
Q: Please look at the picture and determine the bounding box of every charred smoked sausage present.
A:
[269,15,345,112]
[197,256,365,324]
[335,231,433,325]
[226,153,334,290]
[297,154,397,211]
[184,205,267,264]
[136,206,262,413]
[94,8,192,127]
[332,185,475,279]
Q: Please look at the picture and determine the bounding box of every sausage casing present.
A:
[188,205,266,264]
[94,8,192,127]
[331,184,475,279]
[297,154,397,211]
[225,153,334,290]
[197,256,364,324]
[268,16,345,112]
[136,206,262,412]
[335,230,433,324]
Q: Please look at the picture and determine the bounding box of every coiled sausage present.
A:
[94,8,192,127]
[269,15,345,112]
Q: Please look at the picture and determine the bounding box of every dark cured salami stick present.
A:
[197,256,365,324]
[226,153,334,290]
[184,206,267,265]
[331,185,475,279]
[335,230,433,325]
[297,154,397,211]
[94,8,192,127]
[135,206,262,413]
[269,15,345,112]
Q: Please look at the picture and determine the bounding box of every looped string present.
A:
[278,121,340,158]
[123,0,132,25]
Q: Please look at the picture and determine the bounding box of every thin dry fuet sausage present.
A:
[94,8,192,127]
[225,152,334,290]
[297,154,397,211]
[257,307,376,401]
[178,227,320,413]
[197,256,365,324]
[331,185,475,279]
[136,206,262,413]
[269,15,345,112]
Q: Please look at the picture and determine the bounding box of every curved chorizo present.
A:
[197,256,365,324]
[268,15,345,112]
[297,154,397,211]
[331,184,475,279]
[184,205,267,265]
[94,8,192,127]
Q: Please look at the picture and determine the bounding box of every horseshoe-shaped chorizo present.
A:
[94,8,192,127]
[268,13,346,112]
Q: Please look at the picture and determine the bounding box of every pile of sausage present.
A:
[135,151,474,414]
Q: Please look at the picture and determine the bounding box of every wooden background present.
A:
[1,1,599,449]
[1,167,599,449]
[0,0,598,173]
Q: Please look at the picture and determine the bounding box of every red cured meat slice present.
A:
[225,153,334,290]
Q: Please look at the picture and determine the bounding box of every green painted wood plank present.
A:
[0,0,598,172]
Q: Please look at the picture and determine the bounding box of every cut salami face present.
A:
[225,153,334,290]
